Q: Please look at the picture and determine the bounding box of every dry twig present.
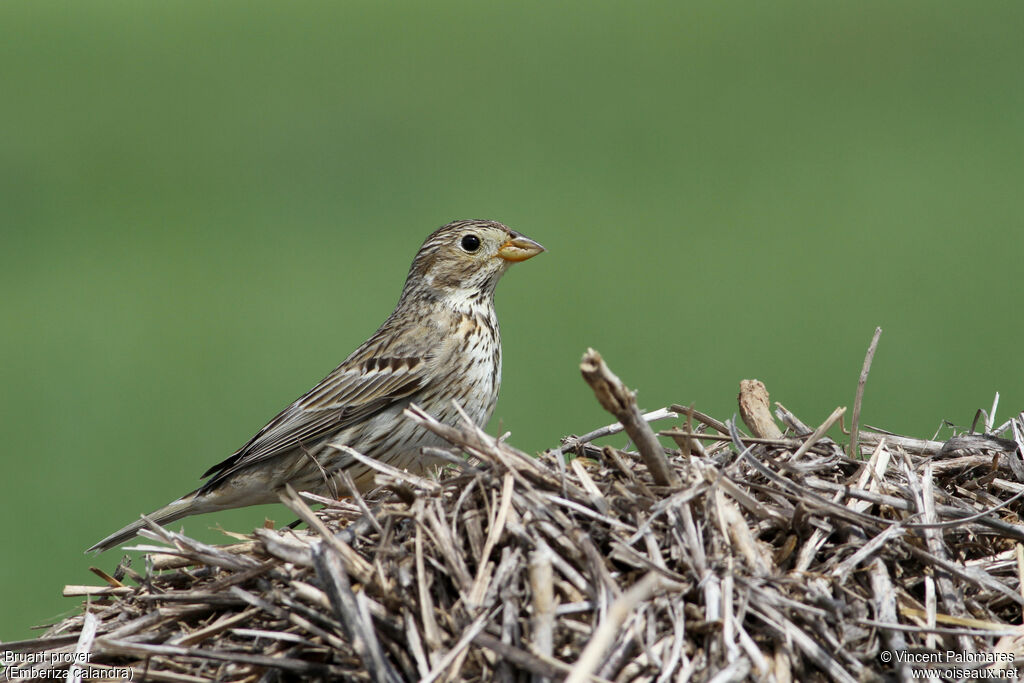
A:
[7,349,1024,682]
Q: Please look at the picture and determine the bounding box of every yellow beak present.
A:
[497,234,545,262]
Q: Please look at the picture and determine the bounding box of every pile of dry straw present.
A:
[6,345,1024,682]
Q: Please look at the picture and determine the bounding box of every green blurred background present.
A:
[2,1,1022,638]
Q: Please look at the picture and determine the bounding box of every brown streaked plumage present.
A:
[88,220,543,553]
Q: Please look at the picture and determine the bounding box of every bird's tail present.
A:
[86,490,208,554]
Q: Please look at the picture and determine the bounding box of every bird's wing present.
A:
[199,355,427,492]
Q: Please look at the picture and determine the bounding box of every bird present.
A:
[88,220,544,552]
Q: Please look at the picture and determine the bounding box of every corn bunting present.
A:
[88,220,543,552]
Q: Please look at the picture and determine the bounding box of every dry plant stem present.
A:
[707,659,750,683]
[278,485,374,583]
[849,327,882,459]
[471,633,595,681]
[414,507,443,658]
[168,608,258,647]
[738,380,783,439]
[1007,416,1024,482]
[659,429,823,452]
[792,486,848,574]
[88,566,123,588]
[672,402,701,458]
[856,430,946,455]
[869,558,910,680]
[312,543,402,683]
[668,404,730,434]
[831,523,906,581]
[1014,544,1024,625]
[529,540,555,679]
[916,462,974,653]
[337,468,385,536]
[98,638,340,676]
[849,437,891,514]
[925,573,938,652]
[714,488,770,575]
[420,608,496,683]
[749,602,857,683]
[557,407,678,456]
[580,348,680,487]
[565,573,669,683]
[791,406,846,461]
[858,430,1016,459]
[68,611,98,683]
[800,438,892,576]
[22,361,1024,682]
[333,443,442,494]
[772,402,813,434]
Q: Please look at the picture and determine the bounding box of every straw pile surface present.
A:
[6,347,1024,682]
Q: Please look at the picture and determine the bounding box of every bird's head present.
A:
[402,220,544,307]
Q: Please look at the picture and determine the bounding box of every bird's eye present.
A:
[460,234,481,252]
